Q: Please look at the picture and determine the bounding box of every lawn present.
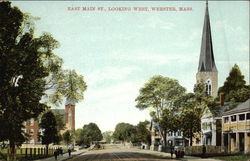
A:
[212,154,250,161]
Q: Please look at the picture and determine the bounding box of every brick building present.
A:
[23,101,75,145]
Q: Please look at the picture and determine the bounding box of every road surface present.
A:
[68,144,221,161]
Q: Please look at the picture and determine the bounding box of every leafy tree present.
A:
[113,123,136,143]
[177,82,213,146]
[102,131,113,144]
[218,64,249,102]
[49,69,87,105]
[75,128,85,146]
[62,130,73,146]
[77,123,102,146]
[135,75,186,146]
[39,111,59,154]
[0,2,61,159]
[0,2,87,159]
[135,121,151,144]
[52,110,65,132]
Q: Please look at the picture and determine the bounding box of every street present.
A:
[68,144,220,161]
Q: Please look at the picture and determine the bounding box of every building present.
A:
[221,99,250,154]
[65,99,76,131]
[197,0,220,146]
[201,96,229,146]
[149,121,161,151]
[23,101,75,145]
[23,118,40,144]
[196,0,218,98]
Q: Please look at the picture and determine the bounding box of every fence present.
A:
[184,145,228,156]
[0,147,66,160]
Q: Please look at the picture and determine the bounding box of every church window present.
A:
[206,79,212,96]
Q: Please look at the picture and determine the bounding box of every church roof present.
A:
[198,1,217,72]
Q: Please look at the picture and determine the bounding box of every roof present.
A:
[222,99,250,116]
[198,2,217,72]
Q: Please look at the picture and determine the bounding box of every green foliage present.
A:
[49,69,87,105]
[0,2,62,158]
[113,123,136,142]
[102,131,113,144]
[218,64,249,102]
[39,111,59,146]
[52,110,65,132]
[62,130,73,145]
[75,123,102,146]
[135,75,186,146]
[135,121,151,144]
[176,82,214,146]
[75,128,85,146]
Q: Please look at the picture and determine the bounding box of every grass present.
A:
[212,154,250,161]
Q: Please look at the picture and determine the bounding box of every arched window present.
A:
[206,79,212,96]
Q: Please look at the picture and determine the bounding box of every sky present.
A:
[12,1,249,132]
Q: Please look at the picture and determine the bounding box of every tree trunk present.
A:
[8,139,16,161]
[189,130,193,146]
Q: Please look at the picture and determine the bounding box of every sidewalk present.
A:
[34,149,87,161]
[135,148,222,161]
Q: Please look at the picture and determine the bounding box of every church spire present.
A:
[198,0,217,72]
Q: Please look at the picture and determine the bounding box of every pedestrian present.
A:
[170,146,174,159]
[54,149,58,160]
[60,147,63,156]
[68,148,71,157]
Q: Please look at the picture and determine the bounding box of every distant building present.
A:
[23,101,75,145]
[222,99,250,154]
[23,118,40,144]
[65,99,76,131]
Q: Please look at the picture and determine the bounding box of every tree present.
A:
[113,122,137,143]
[49,69,87,105]
[0,2,87,159]
[218,64,249,102]
[39,111,59,154]
[75,128,85,146]
[62,130,73,146]
[135,75,186,146]
[135,121,151,144]
[0,2,62,159]
[102,131,113,144]
[52,110,65,132]
[177,82,213,146]
[77,123,102,146]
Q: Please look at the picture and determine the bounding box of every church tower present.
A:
[65,99,75,131]
[196,0,218,98]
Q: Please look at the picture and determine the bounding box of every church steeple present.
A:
[196,0,218,98]
[198,0,217,72]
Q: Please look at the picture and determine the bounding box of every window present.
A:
[206,79,212,96]
[239,114,245,121]
[247,113,250,120]
[231,115,236,122]
[224,117,229,123]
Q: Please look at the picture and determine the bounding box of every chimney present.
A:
[220,93,224,106]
